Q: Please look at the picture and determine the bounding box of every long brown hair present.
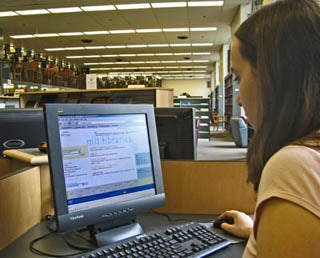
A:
[235,0,320,191]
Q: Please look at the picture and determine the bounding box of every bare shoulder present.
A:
[256,198,320,258]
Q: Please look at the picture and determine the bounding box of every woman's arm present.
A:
[256,198,320,258]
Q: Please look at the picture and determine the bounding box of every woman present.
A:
[218,0,320,257]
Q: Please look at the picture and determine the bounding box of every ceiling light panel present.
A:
[115,3,151,10]
[0,11,18,17]
[188,1,224,7]
[151,2,187,8]
[59,32,83,36]
[109,30,135,34]
[48,7,82,13]
[34,33,59,37]
[136,29,162,33]
[80,5,116,11]
[16,9,49,15]
[10,35,35,39]
[83,31,109,35]
[163,28,189,32]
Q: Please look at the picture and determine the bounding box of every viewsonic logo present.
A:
[69,215,84,220]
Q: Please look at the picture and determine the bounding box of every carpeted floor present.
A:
[196,130,247,161]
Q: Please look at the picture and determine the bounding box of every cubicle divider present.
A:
[0,161,42,250]
[157,161,256,215]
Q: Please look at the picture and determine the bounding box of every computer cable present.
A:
[29,215,87,257]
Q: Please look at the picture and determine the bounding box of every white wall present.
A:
[161,79,211,97]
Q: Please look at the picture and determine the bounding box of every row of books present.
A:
[25,94,133,108]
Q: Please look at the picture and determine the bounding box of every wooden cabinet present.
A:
[224,73,241,130]
[19,87,174,108]
[174,97,210,139]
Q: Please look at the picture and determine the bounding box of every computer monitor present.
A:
[155,107,197,160]
[0,108,46,156]
[43,104,165,248]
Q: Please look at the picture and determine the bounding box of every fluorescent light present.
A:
[174,52,192,55]
[34,33,59,37]
[48,7,82,13]
[64,47,85,50]
[127,44,148,48]
[109,30,135,34]
[83,55,100,58]
[81,5,116,11]
[192,43,213,46]
[188,1,224,7]
[84,63,100,65]
[193,52,211,55]
[163,28,189,32]
[16,9,49,15]
[45,48,65,51]
[83,31,109,35]
[193,60,210,62]
[116,3,151,10]
[10,35,35,39]
[151,2,187,8]
[190,27,217,31]
[137,53,154,56]
[130,61,145,64]
[118,54,137,57]
[106,45,126,49]
[148,44,169,47]
[59,32,83,36]
[0,11,18,17]
[66,56,83,59]
[161,60,177,63]
[155,53,173,56]
[85,46,106,49]
[101,54,117,57]
[170,43,191,47]
[136,29,162,33]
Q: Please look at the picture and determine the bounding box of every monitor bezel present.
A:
[43,103,165,233]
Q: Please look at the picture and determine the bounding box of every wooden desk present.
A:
[0,213,247,258]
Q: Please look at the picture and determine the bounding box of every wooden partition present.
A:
[0,161,42,250]
[157,160,256,215]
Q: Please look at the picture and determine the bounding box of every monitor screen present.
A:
[0,108,46,156]
[43,104,165,247]
[155,107,197,160]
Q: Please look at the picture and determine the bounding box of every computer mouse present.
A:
[213,217,234,229]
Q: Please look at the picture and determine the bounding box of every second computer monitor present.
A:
[155,107,197,160]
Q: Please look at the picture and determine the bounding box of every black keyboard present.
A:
[79,222,231,258]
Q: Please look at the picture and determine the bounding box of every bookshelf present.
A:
[213,85,224,116]
[224,73,241,130]
[174,97,210,139]
[19,87,174,108]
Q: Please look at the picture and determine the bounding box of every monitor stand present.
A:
[64,215,144,249]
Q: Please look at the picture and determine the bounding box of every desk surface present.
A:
[1,213,245,258]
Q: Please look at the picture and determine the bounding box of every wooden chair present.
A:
[211,113,225,131]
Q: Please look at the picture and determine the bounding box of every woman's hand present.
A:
[218,210,253,239]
